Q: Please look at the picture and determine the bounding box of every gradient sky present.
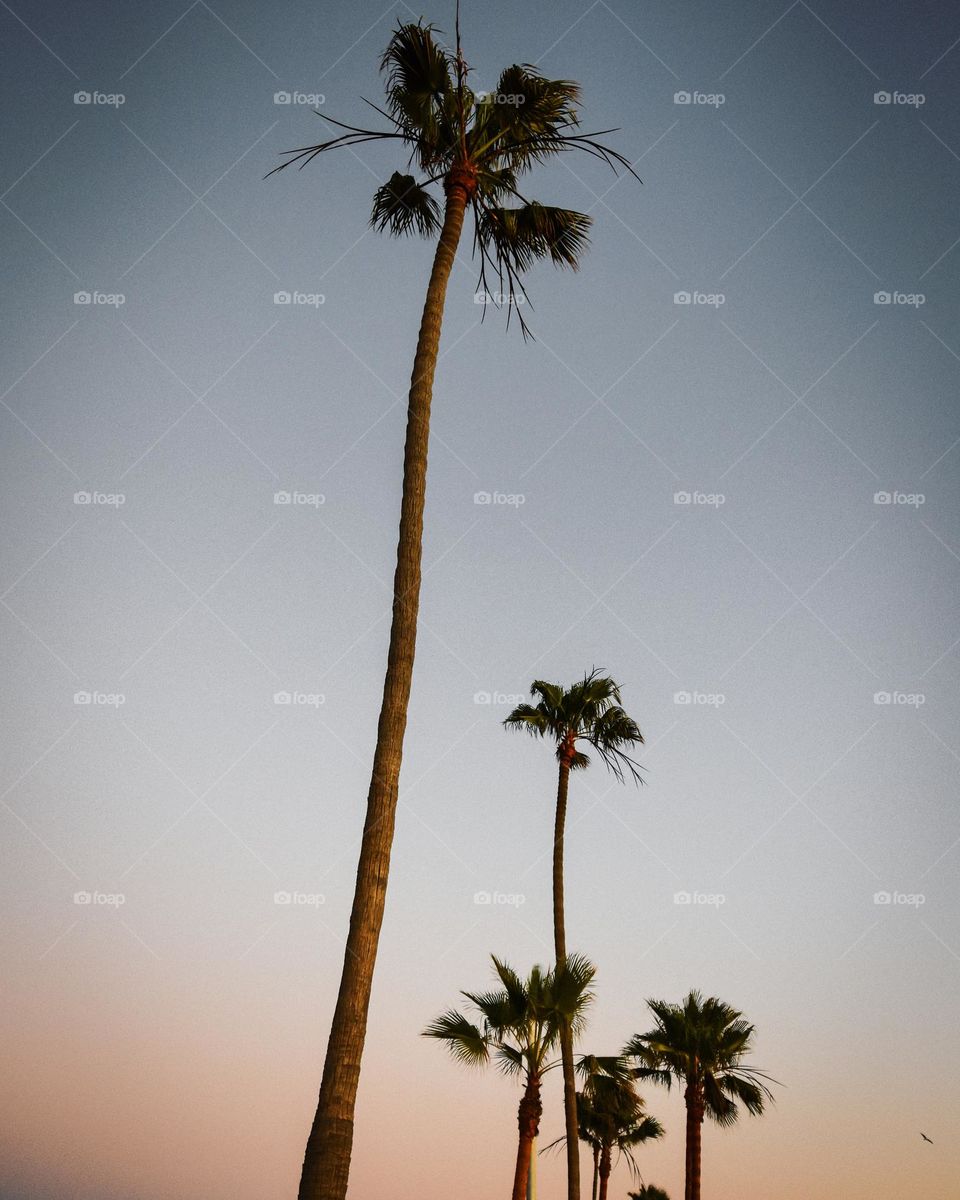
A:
[2,1,959,1198]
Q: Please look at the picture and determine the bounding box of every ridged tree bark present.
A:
[298,169,473,1200]
[597,1142,612,1200]
[688,1093,704,1200]
[553,731,580,1200]
[591,1145,600,1200]
[512,1073,543,1200]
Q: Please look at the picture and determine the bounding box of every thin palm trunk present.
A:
[513,1073,543,1200]
[597,1143,612,1200]
[683,1084,694,1200]
[591,1146,599,1200]
[298,177,470,1200]
[527,1134,537,1200]
[688,1100,704,1200]
[553,751,580,1200]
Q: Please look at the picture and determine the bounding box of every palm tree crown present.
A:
[271,20,636,334]
[424,953,596,1076]
[625,990,775,1126]
[504,668,644,781]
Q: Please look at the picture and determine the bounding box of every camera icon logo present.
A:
[674,91,691,104]
[673,690,692,704]
[673,491,691,505]
[74,890,92,904]
[673,890,692,904]
[873,91,891,105]
[274,691,292,705]
[274,890,292,904]
[474,890,492,904]
[873,890,891,904]
[873,491,891,504]
[273,291,291,305]
[74,291,92,305]
[74,91,92,104]
[74,690,92,704]
[473,691,492,704]
[274,91,292,104]
[673,291,691,305]
[474,491,492,505]
[873,291,891,305]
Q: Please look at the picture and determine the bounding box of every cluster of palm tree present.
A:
[272,12,777,1200]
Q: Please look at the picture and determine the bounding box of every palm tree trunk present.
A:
[553,752,580,1200]
[512,1073,543,1200]
[597,1143,612,1200]
[298,173,472,1200]
[591,1146,599,1200]
[527,1134,537,1200]
[688,1100,704,1200]
[683,1084,694,1200]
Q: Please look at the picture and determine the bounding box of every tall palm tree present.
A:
[424,954,596,1200]
[272,21,634,1200]
[625,992,777,1200]
[504,671,644,1199]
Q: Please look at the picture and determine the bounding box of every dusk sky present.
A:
[1,1,959,1198]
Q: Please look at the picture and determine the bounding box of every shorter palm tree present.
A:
[548,1057,663,1200]
[424,954,596,1200]
[629,1187,671,1200]
[625,992,777,1200]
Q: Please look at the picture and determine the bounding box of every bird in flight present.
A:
[921,1132,933,1144]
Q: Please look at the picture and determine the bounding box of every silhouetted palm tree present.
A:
[629,1186,671,1200]
[424,954,596,1200]
[504,671,644,1197]
[272,20,634,1200]
[625,992,776,1200]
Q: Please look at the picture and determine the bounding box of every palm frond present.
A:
[477,201,592,272]
[371,171,442,236]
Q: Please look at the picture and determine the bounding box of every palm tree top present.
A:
[423,953,597,1077]
[625,990,778,1126]
[504,667,645,783]
[269,19,638,336]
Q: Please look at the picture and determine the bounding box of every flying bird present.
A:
[921,1132,933,1144]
